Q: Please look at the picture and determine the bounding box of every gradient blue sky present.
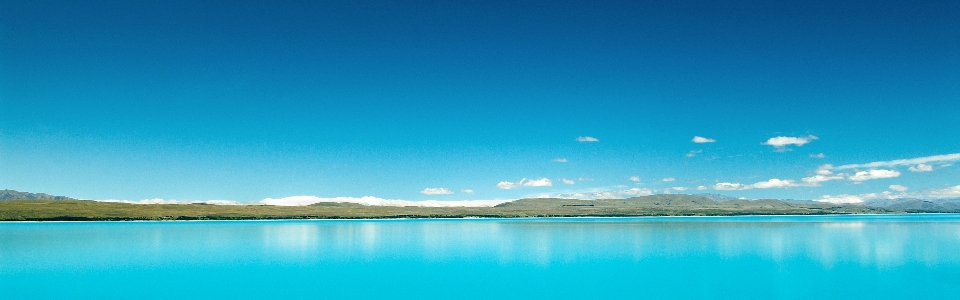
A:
[2,0,959,203]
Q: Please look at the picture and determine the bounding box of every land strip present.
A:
[0,195,897,221]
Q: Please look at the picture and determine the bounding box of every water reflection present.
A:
[261,224,319,255]
[2,216,960,270]
[243,217,960,268]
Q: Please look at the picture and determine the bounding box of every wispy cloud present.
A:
[923,185,960,198]
[848,169,901,182]
[763,135,818,151]
[816,194,868,204]
[816,185,960,204]
[692,136,715,143]
[497,178,553,189]
[816,164,834,175]
[757,163,903,187]
[420,188,454,195]
[909,164,934,172]
[97,199,239,205]
[461,189,474,193]
[560,178,575,185]
[801,174,845,185]
[662,177,676,182]
[260,196,508,207]
[751,179,801,189]
[801,165,845,185]
[576,136,599,142]
[834,153,960,170]
[714,179,804,190]
[523,178,553,187]
[578,177,594,182]
[714,182,747,190]
[553,158,568,163]
[889,185,909,192]
[686,150,702,157]
[554,188,654,200]
[809,153,826,158]
[710,155,930,193]
[629,176,641,182]
[496,181,520,189]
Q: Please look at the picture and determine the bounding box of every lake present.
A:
[2,215,959,299]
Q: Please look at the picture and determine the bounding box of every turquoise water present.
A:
[2,215,960,299]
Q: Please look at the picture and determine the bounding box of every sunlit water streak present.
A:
[2,215,959,299]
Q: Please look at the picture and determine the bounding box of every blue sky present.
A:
[2,0,959,203]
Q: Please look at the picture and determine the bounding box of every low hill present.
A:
[885,200,960,213]
[0,190,925,221]
[694,193,739,201]
[0,190,75,201]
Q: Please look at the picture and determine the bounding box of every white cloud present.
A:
[908,164,933,172]
[922,185,960,198]
[496,178,553,189]
[523,178,553,187]
[260,196,508,207]
[576,136,599,142]
[629,176,641,182]
[561,178,575,185]
[801,164,846,185]
[714,178,805,190]
[697,186,708,190]
[815,185,960,204]
[813,191,906,204]
[751,179,800,189]
[662,177,676,182]
[816,195,866,204]
[97,199,239,205]
[809,153,826,158]
[261,196,331,206]
[710,164,903,191]
[461,189,474,193]
[816,164,834,175]
[554,188,654,200]
[553,158,568,163]
[671,187,688,191]
[714,182,747,190]
[848,169,901,182]
[889,185,909,192]
[578,177,594,182]
[801,174,845,185]
[420,188,454,195]
[202,200,238,205]
[496,181,520,189]
[835,153,960,170]
[686,150,702,157]
[692,136,716,143]
[619,188,654,196]
[763,135,818,151]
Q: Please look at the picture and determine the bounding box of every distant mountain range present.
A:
[693,193,740,201]
[0,190,75,201]
[865,198,960,212]
[2,189,959,214]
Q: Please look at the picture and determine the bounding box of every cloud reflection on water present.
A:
[3,216,960,271]
[251,217,960,268]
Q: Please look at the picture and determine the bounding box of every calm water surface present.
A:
[2,215,960,299]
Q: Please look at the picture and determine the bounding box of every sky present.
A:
[2,0,959,205]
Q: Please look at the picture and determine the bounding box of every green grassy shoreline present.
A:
[0,195,898,221]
